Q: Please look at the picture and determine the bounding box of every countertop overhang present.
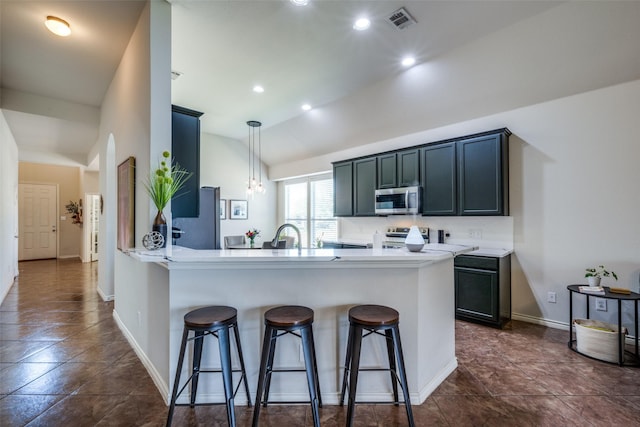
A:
[130,245,457,268]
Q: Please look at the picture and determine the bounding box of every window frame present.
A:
[282,172,336,248]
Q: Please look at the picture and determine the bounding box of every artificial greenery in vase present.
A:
[143,151,192,246]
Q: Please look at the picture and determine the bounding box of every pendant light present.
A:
[246,120,265,195]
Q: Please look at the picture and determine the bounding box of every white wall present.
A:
[200,132,277,246]
[0,111,19,302]
[93,0,172,395]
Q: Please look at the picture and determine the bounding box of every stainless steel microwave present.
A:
[375,186,421,215]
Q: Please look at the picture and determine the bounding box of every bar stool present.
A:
[166,306,251,427]
[252,305,322,427]
[339,304,415,427]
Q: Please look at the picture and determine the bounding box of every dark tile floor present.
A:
[1,259,640,426]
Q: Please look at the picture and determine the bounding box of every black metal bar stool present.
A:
[339,304,415,427]
[166,306,251,427]
[252,305,322,427]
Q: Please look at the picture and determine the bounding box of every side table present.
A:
[567,284,640,366]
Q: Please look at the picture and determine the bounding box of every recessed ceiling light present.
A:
[45,15,71,37]
[401,56,416,67]
[290,0,309,6]
[301,104,312,111]
[353,17,371,31]
[253,85,265,93]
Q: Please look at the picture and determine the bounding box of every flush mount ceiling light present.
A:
[253,85,265,93]
[45,15,71,37]
[290,0,309,6]
[246,120,265,195]
[401,56,416,67]
[353,17,371,31]
[301,104,312,111]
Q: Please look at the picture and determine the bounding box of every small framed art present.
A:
[220,199,227,220]
[229,199,248,220]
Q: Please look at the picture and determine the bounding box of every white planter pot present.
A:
[587,276,601,286]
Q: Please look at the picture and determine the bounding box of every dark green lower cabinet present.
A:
[454,255,511,328]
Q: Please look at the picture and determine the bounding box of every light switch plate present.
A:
[547,291,556,303]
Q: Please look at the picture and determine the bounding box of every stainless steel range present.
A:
[384,226,477,255]
[383,227,429,248]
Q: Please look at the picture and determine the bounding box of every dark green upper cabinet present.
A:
[353,157,377,216]
[333,161,353,217]
[377,149,419,189]
[457,132,509,216]
[397,149,420,187]
[171,105,203,218]
[333,129,509,217]
[422,142,457,216]
[377,153,397,189]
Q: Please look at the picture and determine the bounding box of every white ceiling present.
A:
[2,1,640,171]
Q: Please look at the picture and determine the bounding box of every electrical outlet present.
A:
[596,298,607,311]
[547,292,557,303]
[468,229,483,239]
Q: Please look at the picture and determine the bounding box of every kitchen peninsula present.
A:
[123,246,458,407]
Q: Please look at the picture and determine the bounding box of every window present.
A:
[284,174,337,248]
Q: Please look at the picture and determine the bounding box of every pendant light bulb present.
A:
[246,120,264,196]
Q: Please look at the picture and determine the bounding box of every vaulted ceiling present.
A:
[2,1,640,171]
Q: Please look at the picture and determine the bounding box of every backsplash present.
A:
[338,215,513,249]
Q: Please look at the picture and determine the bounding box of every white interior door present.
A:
[89,194,100,261]
[19,183,57,260]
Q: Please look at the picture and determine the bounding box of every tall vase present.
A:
[152,210,167,248]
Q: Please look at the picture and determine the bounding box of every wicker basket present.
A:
[574,318,627,363]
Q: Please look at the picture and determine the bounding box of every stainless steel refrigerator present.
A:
[172,187,221,249]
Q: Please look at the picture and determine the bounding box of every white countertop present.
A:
[129,245,454,264]
[466,248,513,257]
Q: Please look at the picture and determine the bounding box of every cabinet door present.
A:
[458,134,506,215]
[422,142,457,215]
[353,157,377,216]
[171,105,203,218]
[333,162,353,216]
[397,149,420,187]
[455,267,499,322]
[377,153,397,189]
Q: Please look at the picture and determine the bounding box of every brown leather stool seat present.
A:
[339,304,415,427]
[166,306,251,427]
[252,305,321,427]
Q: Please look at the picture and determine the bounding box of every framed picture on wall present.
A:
[229,199,248,220]
[220,199,227,220]
[117,156,135,251]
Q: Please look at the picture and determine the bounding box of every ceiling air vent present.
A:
[387,7,417,30]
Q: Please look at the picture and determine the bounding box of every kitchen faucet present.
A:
[271,223,302,254]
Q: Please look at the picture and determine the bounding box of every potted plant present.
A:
[65,200,82,225]
[584,265,618,286]
[143,151,192,246]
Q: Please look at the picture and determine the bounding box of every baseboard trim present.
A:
[511,312,569,330]
[57,255,80,259]
[96,286,114,302]
[112,309,169,404]
[512,312,637,344]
